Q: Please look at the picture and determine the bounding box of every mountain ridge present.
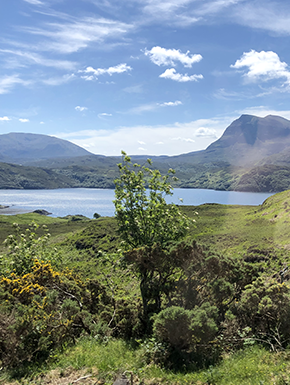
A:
[1,114,290,192]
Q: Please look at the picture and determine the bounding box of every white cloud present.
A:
[238,106,290,121]
[159,100,182,107]
[138,0,246,27]
[19,118,29,123]
[85,0,290,33]
[159,68,203,82]
[40,121,44,124]
[172,137,195,143]
[22,17,133,54]
[0,116,10,121]
[98,113,112,117]
[214,88,246,100]
[97,0,238,25]
[144,46,202,68]
[123,84,143,93]
[141,0,201,25]
[23,0,44,4]
[129,100,182,114]
[80,63,132,80]
[231,50,290,85]
[232,1,290,35]
[108,0,288,34]
[42,74,75,86]
[75,106,88,112]
[143,0,193,15]
[129,103,158,114]
[0,75,31,94]
[55,116,231,156]
[195,127,217,138]
[197,0,241,15]
[81,75,94,81]
[140,0,290,33]
[0,49,76,70]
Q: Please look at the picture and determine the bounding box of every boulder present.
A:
[33,209,52,215]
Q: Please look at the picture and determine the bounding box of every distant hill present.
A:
[0,132,93,163]
[0,162,75,189]
[1,115,290,192]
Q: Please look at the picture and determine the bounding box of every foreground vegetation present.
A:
[1,158,290,384]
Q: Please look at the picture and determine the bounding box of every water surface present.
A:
[0,188,274,218]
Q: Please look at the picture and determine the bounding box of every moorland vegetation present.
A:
[1,154,290,384]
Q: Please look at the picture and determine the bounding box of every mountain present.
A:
[203,114,290,166]
[1,115,290,192]
[145,114,290,192]
[165,114,290,167]
[0,132,93,163]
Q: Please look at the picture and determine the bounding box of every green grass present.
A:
[182,190,290,258]
[47,341,290,384]
[4,339,290,384]
[0,213,94,250]
[62,216,120,253]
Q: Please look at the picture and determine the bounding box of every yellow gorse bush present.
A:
[0,259,81,304]
[0,256,102,367]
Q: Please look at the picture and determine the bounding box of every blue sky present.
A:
[1,0,290,156]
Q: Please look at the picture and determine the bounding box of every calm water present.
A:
[0,188,274,218]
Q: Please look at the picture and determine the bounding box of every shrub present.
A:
[235,275,290,350]
[153,303,219,369]
[0,222,60,276]
[0,255,113,368]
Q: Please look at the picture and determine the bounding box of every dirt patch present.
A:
[7,368,101,385]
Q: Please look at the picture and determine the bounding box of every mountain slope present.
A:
[0,132,92,163]
[147,114,290,192]
[167,114,290,167]
[204,114,290,166]
[0,162,75,189]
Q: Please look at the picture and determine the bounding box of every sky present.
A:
[1,0,290,156]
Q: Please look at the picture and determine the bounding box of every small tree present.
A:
[114,151,190,250]
[114,152,191,325]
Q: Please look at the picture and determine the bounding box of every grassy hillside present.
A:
[2,191,290,384]
[0,213,92,251]
[180,190,290,261]
[0,162,75,189]
[1,157,290,192]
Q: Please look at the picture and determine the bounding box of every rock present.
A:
[0,205,9,209]
[113,373,131,385]
[33,209,52,215]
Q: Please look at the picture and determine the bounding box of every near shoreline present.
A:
[0,206,32,215]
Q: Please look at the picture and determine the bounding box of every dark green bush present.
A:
[152,303,220,369]
[234,275,290,350]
